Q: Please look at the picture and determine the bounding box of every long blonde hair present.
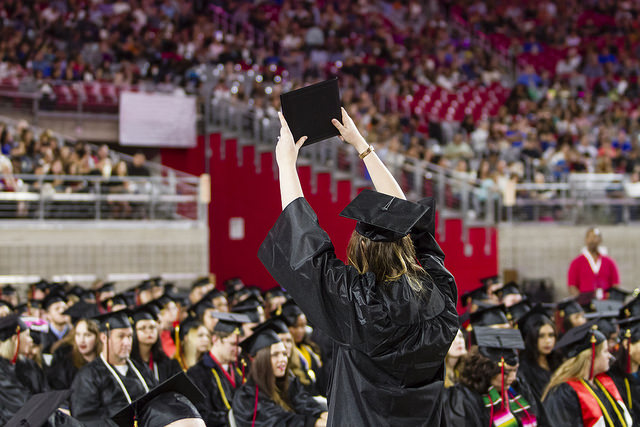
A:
[0,336,16,360]
[542,342,604,401]
[181,325,209,370]
[346,231,428,294]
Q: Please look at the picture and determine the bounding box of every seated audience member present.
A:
[41,292,71,354]
[187,313,249,426]
[47,316,102,390]
[609,317,640,424]
[130,305,181,382]
[445,327,542,426]
[175,317,211,371]
[543,321,632,427]
[445,328,467,388]
[263,288,288,317]
[556,298,587,336]
[231,330,328,427]
[516,305,563,402]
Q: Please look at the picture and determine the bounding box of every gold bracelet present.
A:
[358,145,374,160]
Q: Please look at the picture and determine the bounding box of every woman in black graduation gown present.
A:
[444,328,542,427]
[231,330,327,427]
[0,314,32,424]
[130,305,182,382]
[543,320,632,427]
[516,305,563,402]
[609,317,640,424]
[258,109,458,425]
[47,318,102,390]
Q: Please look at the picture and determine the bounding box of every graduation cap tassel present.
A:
[106,322,111,366]
[626,329,632,375]
[589,332,596,381]
[251,384,259,427]
[499,357,505,411]
[11,325,20,364]
[175,325,184,371]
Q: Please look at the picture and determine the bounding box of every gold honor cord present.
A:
[211,368,232,410]
[595,378,628,427]
[624,378,632,410]
[579,379,615,427]
[100,354,150,403]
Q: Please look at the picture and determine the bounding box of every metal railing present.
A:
[0,174,206,224]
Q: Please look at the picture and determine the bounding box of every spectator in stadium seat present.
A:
[128,152,151,177]
[443,133,474,160]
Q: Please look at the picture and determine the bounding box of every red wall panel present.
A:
[161,135,498,306]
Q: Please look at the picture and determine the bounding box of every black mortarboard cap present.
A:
[188,299,214,318]
[2,284,16,296]
[191,277,211,290]
[111,372,204,427]
[252,316,290,336]
[137,280,154,292]
[339,189,432,242]
[203,289,225,301]
[474,326,525,366]
[554,320,606,358]
[516,303,552,336]
[224,277,245,293]
[132,304,159,324]
[63,300,99,323]
[470,304,509,327]
[495,282,521,300]
[584,312,618,338]
[280,77,341,145]
[607,287,632,302]
[460,285,489,307]
[480,275,501,287]
[263,288,286,300]
[68,285,87,298]
[506,299,532,322]
[32,280,50,291]
[617,317,640,343]
[212,312,250,335]
[590,299,623,314]
[93,309,132,332]
[29,299,43,309]
[97,282,116,293]
[153,294,176,310]
[6,389,71,427]
[42,292,67,311]
[239,329,282,356]
[176,316,202,342]
[101,294,129,312]
[556,298,584,318]
[0,313,27,341]
[280,300,304,326]
[232,296,263,323]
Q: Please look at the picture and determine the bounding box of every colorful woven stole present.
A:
[482,386,537,427]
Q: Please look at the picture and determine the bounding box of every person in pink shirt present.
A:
[568,227,620,304]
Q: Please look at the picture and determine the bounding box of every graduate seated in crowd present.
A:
[41,292,72,354]
[187,312,249,426]
[174,316,211,371]
[231,329,328,427]
[543,320,633,427]
[611,317,640,423]
[445,328,467,388]
[445,327,544,427]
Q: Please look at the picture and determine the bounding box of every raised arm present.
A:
[276,112,307,210]
[332,107,405,200]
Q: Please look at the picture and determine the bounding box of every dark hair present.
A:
[458,346,500,394]
[131,321,169,366]
[522,316,563,371]
[249,345,292,411]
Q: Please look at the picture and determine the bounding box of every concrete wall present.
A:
[499,224,640,299]
[0,224,208,279]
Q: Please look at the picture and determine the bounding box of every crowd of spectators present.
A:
[1,0,640,216]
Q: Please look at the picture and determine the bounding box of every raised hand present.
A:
[276,112,307,168]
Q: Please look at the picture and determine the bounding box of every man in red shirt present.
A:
[568,227,620,304]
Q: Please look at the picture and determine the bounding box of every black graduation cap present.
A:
[556,298,584,318]
[590,299,623,314]
[153,294,176,310]
[280,77,341,145]
[474,326,525,366]
[252,316,290,336]
[137,280,154,292]
[339,189,432,242]
[131,304,159,324]
[584,312,618,339]
[620,293,640,319]
[42,292,67,311]
[188,299,214,318]
[0,313,27,341]
[280,300,304,326]
[617,317,640,343]
[245,286,264,301]
[224,277,245,293]
[516,303,552,335]
[212,312,251,335]
[67,285,87,299]
[5,389,71,427]
[460,285,489,308]
[469,304,509,327]
[63,300,100,323]
[176,316,202,342]
[232,296,264,323]
[239,329,282,357]
[93,309,132,332]
[101,294,129,312]
[31,279,50,291]
[191,277,211,290]
[480,275,501,287]
[554,320,606,358]
[97,282,116,294]
[203,289,226,301]
[29,299,44,310]
[263,288,286,300]
[111,372,204,427]
[506,299,532,322]
[2,284,17,296]
[495,282,521,300]
[606,287,632,302]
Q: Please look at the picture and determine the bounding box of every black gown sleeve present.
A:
[70,363,116,427]
[186,363,230,427]
[15,358,50,394]
[46,345,77,390]
[0,359,31,425]
[257,197,376,348]
[542,383,583,427]
[288,376,327,415]
[232,382,320,427]
[441,385,486,427]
